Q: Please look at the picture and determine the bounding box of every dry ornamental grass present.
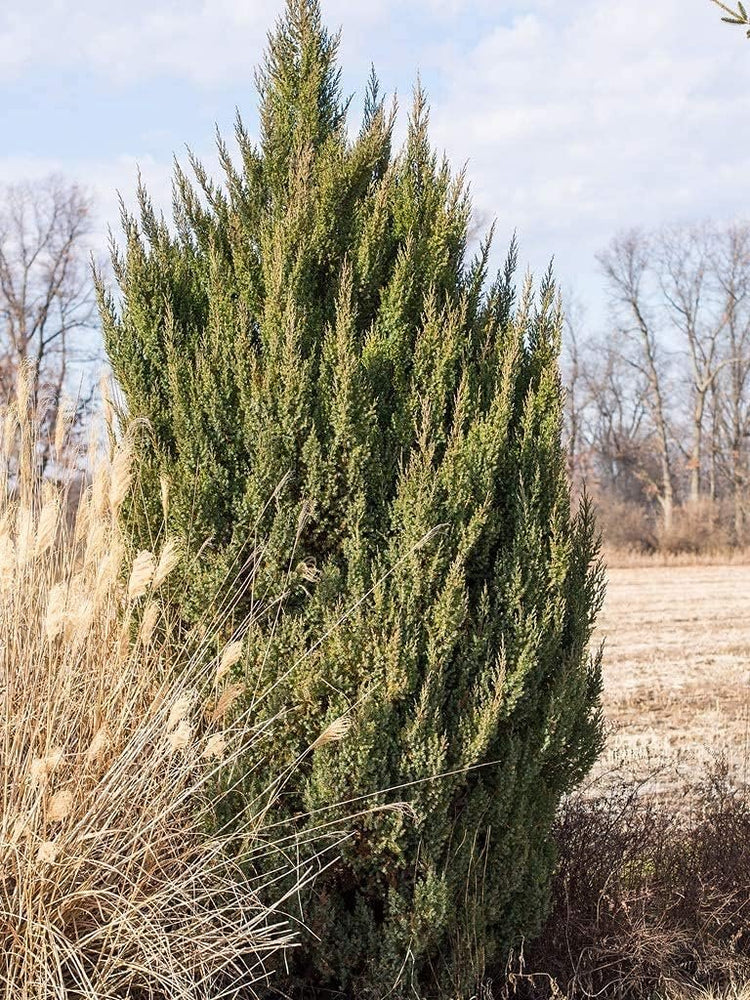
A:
[0,371,318,999]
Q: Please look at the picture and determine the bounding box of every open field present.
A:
[596,564,750,789]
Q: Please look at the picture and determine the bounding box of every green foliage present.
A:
[100,1,605,996]
[711,0,750,36]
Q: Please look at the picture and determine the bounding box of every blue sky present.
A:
[1,0,749,333]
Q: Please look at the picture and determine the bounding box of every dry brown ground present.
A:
[594,563,750,791]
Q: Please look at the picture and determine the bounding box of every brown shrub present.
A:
[593,496,740,560]
[511,759,750,1000]
[593,498,658,554]
[657,500,732,555]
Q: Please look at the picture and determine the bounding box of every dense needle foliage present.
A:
[100,2,605,995]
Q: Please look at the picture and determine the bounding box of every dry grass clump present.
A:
[665,985,750,1000]
[0,377,309,999]
[513,758,750,1000]
[595,498,659,555]
[655,500,733,557]
[594,497,750,565]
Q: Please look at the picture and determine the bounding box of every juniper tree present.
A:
[100,2,605,996]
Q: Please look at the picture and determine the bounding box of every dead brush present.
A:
[513,757,750,1000]
[0,372,316,1000]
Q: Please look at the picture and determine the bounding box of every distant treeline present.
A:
[565,222,750,553]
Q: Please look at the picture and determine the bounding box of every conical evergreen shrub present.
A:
[100,2,605,996]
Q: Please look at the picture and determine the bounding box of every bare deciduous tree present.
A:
[570,222,750,549]
[656,224,731,505]
[598,232,677,531]
[711,222,750,540]
[562,298,587,483]
[563,323,653,500]
[0,176,96,463]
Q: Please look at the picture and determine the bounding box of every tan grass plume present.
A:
[128,549,156,600]
[0,382,308,999]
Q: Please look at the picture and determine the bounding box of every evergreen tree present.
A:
[100,2,605,995]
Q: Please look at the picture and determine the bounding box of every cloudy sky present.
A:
[1,0,749,329]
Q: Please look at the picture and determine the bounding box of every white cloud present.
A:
[426,0,750,316]
[0,0,273,86]
[1,0,748,327]
[0,0,514,87]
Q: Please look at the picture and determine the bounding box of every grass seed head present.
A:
[167,693,194,732]
[160,472,170,520]
[35,494,61,556]
[29,749,64,789]
[211,683,244,723]
[45,583,68,641]
[16,362,32,415]
[153,538,181,588]
[168,719,193,753]
[36,840,60,865]
[201,733,227,761]
[312,716,352,749]
[0,529,16,592]
[139,601,159,646]
[48,789,74,822]
[217,640,244,681]
[16,506,34,566]
[108,442,133,512]
[86,726,110,765]
[128,550,156,600]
